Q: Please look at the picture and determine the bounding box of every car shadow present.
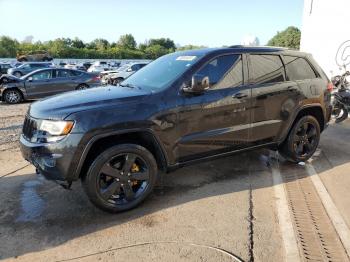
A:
[0,119,349,260]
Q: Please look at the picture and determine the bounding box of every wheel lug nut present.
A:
[116,178,119,181]
[128,180,131,183]
[128,173,131,176]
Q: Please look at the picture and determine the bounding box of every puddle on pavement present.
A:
[16,177,45,222]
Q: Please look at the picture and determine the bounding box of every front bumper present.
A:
[20,133,84,181]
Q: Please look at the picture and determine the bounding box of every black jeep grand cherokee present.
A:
[20,46,332,212]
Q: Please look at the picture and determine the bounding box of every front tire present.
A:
[279,115,320,163]
[82,144,158,213]
[3,89,22,104]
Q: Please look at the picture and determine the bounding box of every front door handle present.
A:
[233,93,248,99]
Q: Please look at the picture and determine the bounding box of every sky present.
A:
[0,0,304,47]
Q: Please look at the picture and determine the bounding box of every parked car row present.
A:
[101,62,149,85]
[0,68,100,104]
[0,58,150,104]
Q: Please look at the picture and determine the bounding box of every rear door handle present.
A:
[233,93,248,99]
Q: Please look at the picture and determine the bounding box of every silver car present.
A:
[7,62,54,77]
[0,68,101,104]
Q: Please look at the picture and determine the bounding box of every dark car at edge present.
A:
[0,68,101,104]
[19,46,333,212]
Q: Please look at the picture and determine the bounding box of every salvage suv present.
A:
[20,46,332,213]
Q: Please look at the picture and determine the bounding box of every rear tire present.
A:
[334,104,348,123]
[3,89,22,104]
[82,144,158,213]
[279,115,320,163]
[76,84,88,90]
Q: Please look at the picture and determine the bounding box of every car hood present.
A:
[29,85,152,120]
[0,74,23,84]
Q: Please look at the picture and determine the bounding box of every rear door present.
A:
[176,54,251,162]
[248,54,300,145]
[25,69,54,98]
[52,69,79,93]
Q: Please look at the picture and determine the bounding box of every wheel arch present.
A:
[2,87,24,102]
[75,130,168,181]
[279,104,325,145]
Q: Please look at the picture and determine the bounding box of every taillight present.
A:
[327,82,334,92]
[92,75,100,81]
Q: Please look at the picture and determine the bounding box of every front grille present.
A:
[22,116,38,140]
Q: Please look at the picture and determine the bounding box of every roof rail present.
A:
[228,45,289,50]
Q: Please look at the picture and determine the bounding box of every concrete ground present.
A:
[0,102,350,262]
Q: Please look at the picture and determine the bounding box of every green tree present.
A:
[267,26,301,50]
[71,37,85,49]
[177,44,206,51]
[148,38,176,50]
[144,44,169,59]
[0,36,19,57]
[117,34,136,49]
[88,38,110,50]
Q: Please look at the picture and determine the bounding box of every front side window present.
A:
[31,70,52,81]
[196,54,243,89]
[284,56,317,81]
[250,55,285,84]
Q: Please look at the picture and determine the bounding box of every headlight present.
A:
[39,120,74,136]
[32,120,74,143]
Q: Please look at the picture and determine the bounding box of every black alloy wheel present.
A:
[293,121,318,157]
[82,144,158,213]
[279,115,320,163]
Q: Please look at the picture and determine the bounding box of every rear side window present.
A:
[284,56,317,81]
[249,55,285,84]
[56,70,73,78]
[197,54,243,89]
[71,70,83,76]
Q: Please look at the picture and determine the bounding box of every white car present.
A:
[107,62,149,85]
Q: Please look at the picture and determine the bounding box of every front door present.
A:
[176,54,251,162]
[25,69,54,99]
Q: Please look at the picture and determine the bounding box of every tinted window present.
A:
[197,54,243,89]
[31,70,52,80]
[71,70,83,76]
[250,55,285,84]
[284,56,317,81]
[131,64,139,71]
[56,69,73,78]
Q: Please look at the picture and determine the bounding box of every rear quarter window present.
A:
[283,56,317,81]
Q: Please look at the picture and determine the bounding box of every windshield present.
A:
[118,65,130,71]
[122,52,203,91]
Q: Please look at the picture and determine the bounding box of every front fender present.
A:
[68,128,169,181]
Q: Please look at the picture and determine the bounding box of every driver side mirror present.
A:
[127,68,133,72]
[27,76,33,82]
[183,74,210,94]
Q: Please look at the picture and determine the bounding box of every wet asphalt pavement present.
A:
[0,102,350,261]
